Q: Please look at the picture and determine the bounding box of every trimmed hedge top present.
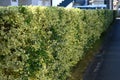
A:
[0,6,115,80]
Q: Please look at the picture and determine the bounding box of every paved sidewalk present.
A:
[95,18,120,80]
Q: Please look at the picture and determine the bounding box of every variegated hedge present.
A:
[0,6,115,80]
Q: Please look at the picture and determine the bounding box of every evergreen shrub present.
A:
[0,6,115,80]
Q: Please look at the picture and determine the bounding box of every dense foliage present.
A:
[0,6,115,80]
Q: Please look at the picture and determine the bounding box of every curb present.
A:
[83,49,105,80]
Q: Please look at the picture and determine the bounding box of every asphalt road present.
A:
[95,18,120,80]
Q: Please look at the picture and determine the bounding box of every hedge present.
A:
[0,6,115,80]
